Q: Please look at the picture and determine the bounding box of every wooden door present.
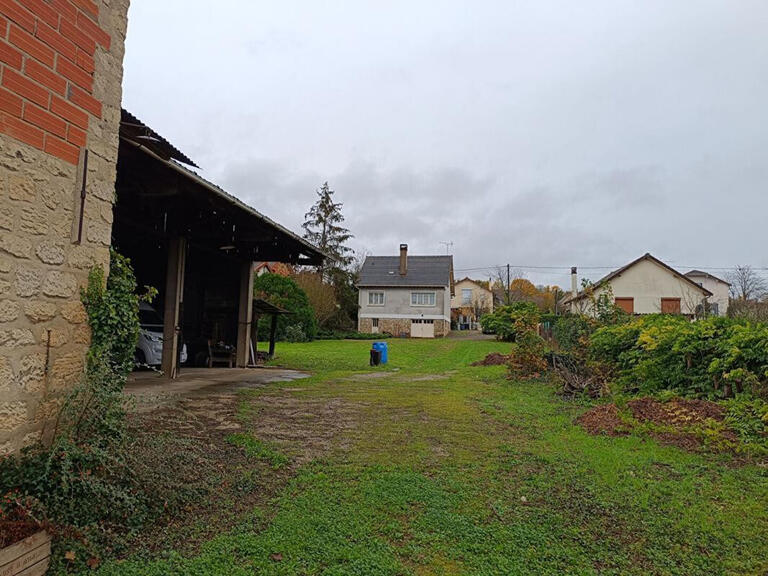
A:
[661,298,681,315]
[615,298,634,314]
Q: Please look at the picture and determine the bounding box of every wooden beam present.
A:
[161,236,186,378]
[268,314,278,358]
[236,261,255,367]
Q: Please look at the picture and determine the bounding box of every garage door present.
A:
[411,319,435,338]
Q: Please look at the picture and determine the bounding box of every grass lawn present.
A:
[97,338,768,575]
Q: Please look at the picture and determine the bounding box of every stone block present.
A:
[35,326,69,348]
[8,175,36,203]
[87,220,111,246]
[35,240,66,265]
[0,356,14,391]
[50,352,84,391]
[15,267,43,297]
[23,301,57,323]
[20,206,50,236]
[0,401,27,431]
[0,299,20,322]
[19,353,46,394]
[0,328,35,348]
[0,232,33,259]
[72,324,91,345]
[0,256,12,273]
[0,205,13,231]
[61,301,87,324]
[68,245,98,270]
[43,271,78,298]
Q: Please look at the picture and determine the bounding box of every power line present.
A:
[454,263,768,274]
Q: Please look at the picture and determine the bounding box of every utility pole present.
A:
[506,263,511,305]
[439,241,454,255]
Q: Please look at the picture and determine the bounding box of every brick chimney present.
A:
[571,267,578,297]
[399,244,408,276]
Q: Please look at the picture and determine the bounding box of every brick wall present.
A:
[0,0,129,456]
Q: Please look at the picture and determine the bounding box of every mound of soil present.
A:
[627,397,725,425]
[576,404,628,437]
[577,397,736,453]
[472,353,510,366]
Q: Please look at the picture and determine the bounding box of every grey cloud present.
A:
[122,0,768,286]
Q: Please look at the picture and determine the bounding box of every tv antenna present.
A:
[439,241,454,254]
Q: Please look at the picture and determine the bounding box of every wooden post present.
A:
[162,237,186,379]
[252,314,260,358]
[236,261,255,367]
[268,313,278,358]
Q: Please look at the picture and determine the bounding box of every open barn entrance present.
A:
[112,110,323,378]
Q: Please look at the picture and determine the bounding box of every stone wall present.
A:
[0,0,130,456]
[358,317,450,338]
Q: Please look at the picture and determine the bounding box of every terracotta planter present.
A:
[0,531,50,576]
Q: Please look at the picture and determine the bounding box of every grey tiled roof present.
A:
[358,256,453,287]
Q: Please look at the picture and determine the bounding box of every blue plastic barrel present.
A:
[373,341,388,364]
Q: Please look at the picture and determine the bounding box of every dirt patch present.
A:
[247,393,364,463]
[576,404,629,437]
[472,353,510,366]
[123,386,365,557]
[577,397,738,453]
[627,397,725,425]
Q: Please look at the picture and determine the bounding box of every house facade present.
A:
[0,0,130,456]
[450,277,493,330]
[358,245,453,338]
[684,270,730,316]
[563,254,712,316]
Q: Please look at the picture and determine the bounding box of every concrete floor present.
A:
[126,367,309,411]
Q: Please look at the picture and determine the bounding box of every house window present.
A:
[461,288,472,306]
[368,291,385,306]
[661,298,681,315]
[411,292,436,307]
[710,303,720,317]
[372,319,379,328]
[615,298,634,315]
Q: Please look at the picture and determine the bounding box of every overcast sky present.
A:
[122,1,768,287]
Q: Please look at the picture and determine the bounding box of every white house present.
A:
[562,253,713,316]
[357,245,454,338]
[684,270,730,316]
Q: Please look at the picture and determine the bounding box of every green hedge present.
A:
[316,330,390,341]
[481,302,540,342]
[590,315,768,398]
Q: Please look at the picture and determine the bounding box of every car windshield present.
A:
[139,308,163,327]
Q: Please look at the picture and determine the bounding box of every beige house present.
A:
[358,245,454,338]
[562,254,712,316]
[684,270,730,317]
[451,277,493,330]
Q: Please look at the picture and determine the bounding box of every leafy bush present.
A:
[316,330,389,340]
[253,273,317,341]
[284,324,308,343]
[723,396,768,454]
[590,315,768,398]
[552,314,597,354]
[81,249,154,377]
[0,359,142,528]
[481,302,541,342]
